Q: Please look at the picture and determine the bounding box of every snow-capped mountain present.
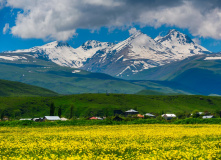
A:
[82,30,177,77]
[9,40,113,68]
[4,29,211,78]
[155,29,210,55]
[82,29,210,77]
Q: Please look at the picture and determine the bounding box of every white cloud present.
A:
[129,28,138,35]
[192,38,201,45]
[3,23,9,34]
[5,0,221,41]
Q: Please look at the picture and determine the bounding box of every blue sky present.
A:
[1,0,221,53]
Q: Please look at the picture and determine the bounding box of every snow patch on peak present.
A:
[36,41,70,49]
[168,29,179,34]
[158,30,193,44]
[155,30,210,55]
[129,28,142,36]
[154,35,163,41]
[204,57,221,60]
[81,40,113,51]
[111,30,153,52]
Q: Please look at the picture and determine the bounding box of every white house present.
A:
[145,113,156,118]
[161,114,176,120]
[43,116,61,121]
[202,115,215,119]
[125,109,139,116]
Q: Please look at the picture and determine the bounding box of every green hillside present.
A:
[0,52,197,95]
[0,79,58,97]
[127,54,221,95]
[0,94,220,119]
[131,80,199,95]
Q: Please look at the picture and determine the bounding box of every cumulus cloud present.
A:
[5,0,221,41]
[129,28,139,35]
[3,23,9,34]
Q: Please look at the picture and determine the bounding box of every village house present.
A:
[161,114,176,120]
[137,114,144,118]
[144,113,156,118]
[43,116,61,121]
[89,117,103,120]
[125,109,139,116]
[202,115,215,119]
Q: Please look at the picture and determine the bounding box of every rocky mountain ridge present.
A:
[5,29,211,78]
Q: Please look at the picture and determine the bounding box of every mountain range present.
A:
[6,29,210,78]
[2,29,221,95]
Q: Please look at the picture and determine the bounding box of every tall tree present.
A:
[70,105,74,119]
[50,102,55,116]
[1,110,4,120]
[58,106,62,118]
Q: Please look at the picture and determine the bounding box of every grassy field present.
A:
[0,94,221,119]
[0,124,221,159]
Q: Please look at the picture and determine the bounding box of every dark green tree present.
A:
[50,102,55,116]
[58,106,62,117]
[69,105,74,119]
[1,110,5,121]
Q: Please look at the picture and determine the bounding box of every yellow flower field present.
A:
[0,124,221,159]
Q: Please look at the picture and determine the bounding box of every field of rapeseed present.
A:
[0,124,221,159]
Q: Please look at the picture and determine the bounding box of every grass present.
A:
[1,118,221,127]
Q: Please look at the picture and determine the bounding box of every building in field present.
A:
[144,113,156,118]
[161,114,176,120]
[43,116,61,121]
[89,117,103,120]
[125,109,139,116]
[137,114,144,118]
[202,115,215,119]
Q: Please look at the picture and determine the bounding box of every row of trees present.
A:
[49,102,74,119]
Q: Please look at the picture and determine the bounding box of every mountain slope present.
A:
[127,54,221,95]
[82,30,175,77]
[6,29,210,79]
[0,79,58,97]
[155,29,210,55]
[82,29,210,78]
[0,53,142,94]
[8,41,113,68]
[0,52,197,95]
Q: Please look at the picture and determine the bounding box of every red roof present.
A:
[89,117,98,120]
[137,114,144,118]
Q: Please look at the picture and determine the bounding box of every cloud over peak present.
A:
[4,0,221,41]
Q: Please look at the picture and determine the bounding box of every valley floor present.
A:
[0,124,221,159]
